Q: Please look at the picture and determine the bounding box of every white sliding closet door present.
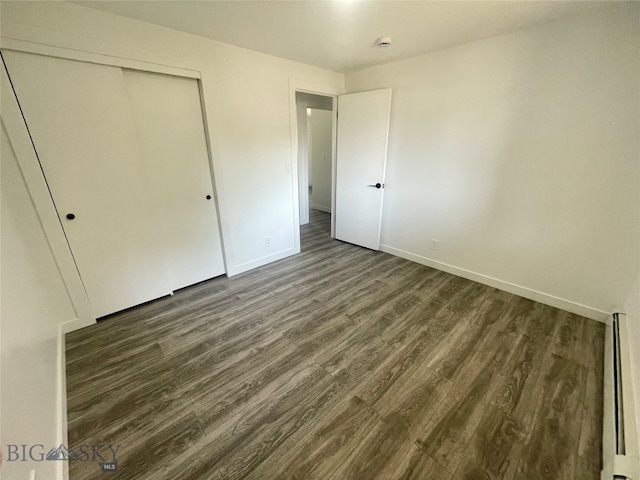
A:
[3,51,172,317]
[122,70,225,290]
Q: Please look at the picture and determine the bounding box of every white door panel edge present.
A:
[335,88,391,250]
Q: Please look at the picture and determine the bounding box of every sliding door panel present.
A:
[123,70,225,290]
[3,51,172,317]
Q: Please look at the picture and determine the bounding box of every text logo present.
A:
[5,444,121,473]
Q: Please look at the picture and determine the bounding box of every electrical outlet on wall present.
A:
[430,239,439,251]
[265,236,271,248]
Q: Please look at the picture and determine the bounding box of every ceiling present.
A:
[72,0,616,73]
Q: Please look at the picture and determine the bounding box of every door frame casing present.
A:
[296,93,333,226]
[288,78,340,250]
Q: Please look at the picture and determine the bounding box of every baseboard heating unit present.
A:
[602,313,640,480]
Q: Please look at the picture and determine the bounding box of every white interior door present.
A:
[335,88,391,250]
[123,70,225,290]
[3,51,172,317]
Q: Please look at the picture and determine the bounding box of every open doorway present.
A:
[295,91,335,246]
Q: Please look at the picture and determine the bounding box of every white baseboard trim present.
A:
[56,323,70,480]
[60,316,96,334]
[227,247,299,277]
[379,244,610,323]
[310,205,331,213]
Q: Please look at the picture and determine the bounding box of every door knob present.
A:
[66,213,75,220]
[206,195,212,200]
[367,183,383,189]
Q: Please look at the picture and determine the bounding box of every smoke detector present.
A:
[376,36,392,48]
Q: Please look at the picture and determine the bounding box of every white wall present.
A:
[1,121,76,479]
[0,0,344,276]
[346,4,640,320]
[309,109,333,212]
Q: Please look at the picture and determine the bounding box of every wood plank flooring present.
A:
[65,210,605,480]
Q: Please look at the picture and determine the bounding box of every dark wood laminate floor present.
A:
[66,210,605,480]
